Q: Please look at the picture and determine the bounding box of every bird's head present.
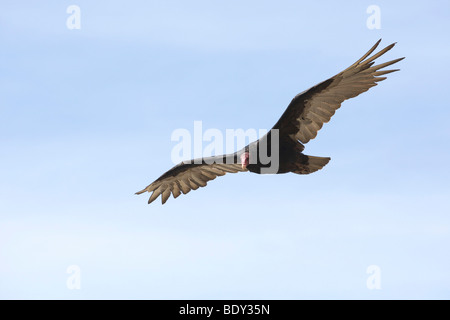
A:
[240,152,249,170]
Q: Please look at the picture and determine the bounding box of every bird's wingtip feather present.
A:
[135,189,146,195]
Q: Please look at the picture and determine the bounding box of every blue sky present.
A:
[1,0,449,299]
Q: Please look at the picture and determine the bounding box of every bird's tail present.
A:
[292,155,331,175]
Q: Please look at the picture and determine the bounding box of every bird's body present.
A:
[136,40,404,204]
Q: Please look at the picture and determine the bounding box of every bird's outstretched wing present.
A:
[272,39,404,144]
[135,155,247,204]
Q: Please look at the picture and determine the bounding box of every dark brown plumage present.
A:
[136,39,404,204]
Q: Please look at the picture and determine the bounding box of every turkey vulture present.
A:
[136,39,403,204]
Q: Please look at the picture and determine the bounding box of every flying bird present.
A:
[136,39,404,204]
